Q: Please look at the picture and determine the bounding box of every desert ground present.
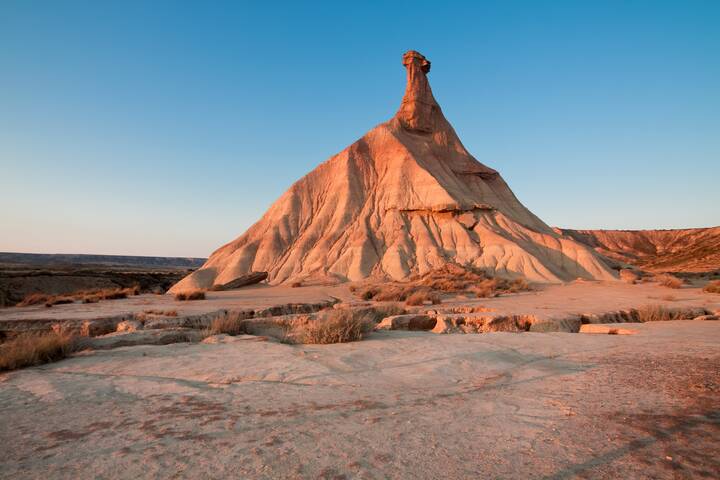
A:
[1,280,719,479]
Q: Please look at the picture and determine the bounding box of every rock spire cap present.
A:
[397,50,437,133]
[402,50,431,73]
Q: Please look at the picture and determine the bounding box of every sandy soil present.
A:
[2,280,718,326]
[1,317,718,479]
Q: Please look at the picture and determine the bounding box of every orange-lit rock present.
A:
[171,51,617,292]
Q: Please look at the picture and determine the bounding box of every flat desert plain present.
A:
[1,281,718,479]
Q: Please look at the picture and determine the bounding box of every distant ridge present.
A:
[558,227,720,273]
[0,252,206,269]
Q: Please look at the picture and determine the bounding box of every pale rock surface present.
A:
[375,314,435,331]
[171,51,617,292]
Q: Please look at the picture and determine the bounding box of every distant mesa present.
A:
[170,51,617,293]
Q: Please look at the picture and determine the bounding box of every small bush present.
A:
[655,274,683,289]
[17,293,50,307]
[100,289,128,300]
[474,278,500,298]
[353,265,531,303]
[143,309,178,317]
[703,280,720,294]
[636,305,680,323]
[619,269,639,284]
[507,278,530,293]
[405,290,442,306]
[44,296,75,307]
[290,281,302,288]
[291,309,374,344]
[208,312,246,335]
[0,331,77,371]
[175,290,206,301]
[17,286,142,308]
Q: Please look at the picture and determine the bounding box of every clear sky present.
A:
[1,0,718,257]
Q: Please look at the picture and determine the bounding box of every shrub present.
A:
[208,312,246,335]
[636,305,680,323]
[703,280,720,294]
[175,290,206,301]
[0,331,77,371]
[474,278,500,298]
[44,296,75,307]
[290,281,302,288]
[353,265,531,303]
[405,290,442,306]
[655,274,682,289]
[100,289,128,300]
[17,286,143,308]
[507,278,530,293]
[619,269,639,284]
[291,309,375,344]
[143,309,178,317]
[17,293,50,307]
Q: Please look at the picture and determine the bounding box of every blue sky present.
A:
[1,0,718,257]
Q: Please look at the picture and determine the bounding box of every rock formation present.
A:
[171,51,617,292]
[559,227,720,273]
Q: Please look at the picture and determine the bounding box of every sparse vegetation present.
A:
[635,305,681,323]
[289,309,375,344]
[405,290,441,306]
[655,273,683,289]
[175,290,206,301]
[619,269,639,284]
[16,286,141,308]
[208,312,246,335]
[354,265,531,304]
[144,309,178,317]
[0,331,78,371]
[703,280,720,294]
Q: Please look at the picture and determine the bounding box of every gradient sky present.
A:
[1,0,718,257]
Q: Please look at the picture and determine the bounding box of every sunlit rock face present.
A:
[170,51,617,293]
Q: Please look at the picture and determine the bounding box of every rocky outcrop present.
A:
[171,51,617,293]
[211,272,268,291]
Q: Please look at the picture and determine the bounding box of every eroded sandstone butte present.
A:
[171,51,617,292]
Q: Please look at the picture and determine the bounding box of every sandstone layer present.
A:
[171,51,616,292]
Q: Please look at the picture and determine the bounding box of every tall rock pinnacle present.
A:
[170,51,617,293]
[396,51,439,133]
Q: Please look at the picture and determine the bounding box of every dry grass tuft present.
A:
[175,290,206,301]
[703,280,720,294]
[0,331,78,371]
[17,286,142,308]
[288,309,375,345]
[619,269,639,284]
[16,293,52,307]
[636,305,681,323]
[655,273,683,289]
[405,290,441,306]
[208,312,246,335]
[142,309,178,317]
